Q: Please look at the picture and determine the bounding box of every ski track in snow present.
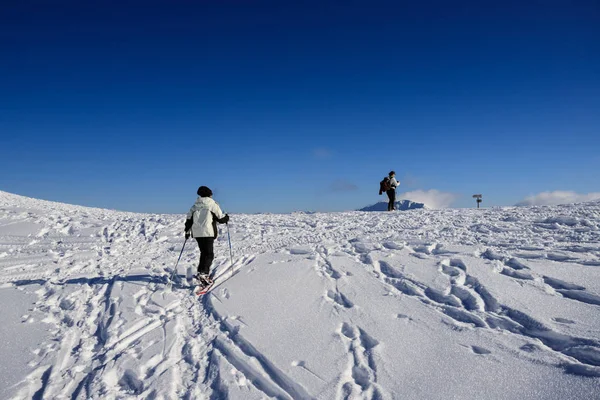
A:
[1,191,600,399]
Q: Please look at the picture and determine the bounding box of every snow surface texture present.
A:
[358,200,426,212]
[1,190,599,400]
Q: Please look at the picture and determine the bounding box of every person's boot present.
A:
[196,273,213,287]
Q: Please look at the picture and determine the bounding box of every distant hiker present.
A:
[184,186,229,287]
[379,171,400,211]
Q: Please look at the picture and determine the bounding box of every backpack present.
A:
[379,177,391,195]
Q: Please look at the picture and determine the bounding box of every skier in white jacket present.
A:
[386,171,400,211]
[184,186,229,286]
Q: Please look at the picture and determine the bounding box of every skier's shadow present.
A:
[11,274,189,289]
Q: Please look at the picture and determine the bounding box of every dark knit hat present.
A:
[389,170,396,176]
[197,186,213,197]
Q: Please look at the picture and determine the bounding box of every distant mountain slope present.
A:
[358,199,426,211]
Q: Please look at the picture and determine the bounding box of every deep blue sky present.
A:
[1,1,598,213]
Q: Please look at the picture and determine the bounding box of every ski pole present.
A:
[226,222,233,265]
[169,237,188,285]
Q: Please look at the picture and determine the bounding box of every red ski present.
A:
[195,281,214,296]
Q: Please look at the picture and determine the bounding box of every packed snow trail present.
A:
[1,191,599,399]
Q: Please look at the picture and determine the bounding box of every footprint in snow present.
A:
[470,346,492,355]
[340,322,357,340]
[118,369,144,395]
[552,317,576,325]
[382,241,404,250]
[520,344,541,353]
[289,247,313,255]
[396,314,413,322]
[326,290,354,309]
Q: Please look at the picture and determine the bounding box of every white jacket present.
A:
[186,197,226,238]
[389,177,400,189]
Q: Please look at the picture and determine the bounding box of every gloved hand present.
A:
[185,231,191,239]
[222,214,230,224]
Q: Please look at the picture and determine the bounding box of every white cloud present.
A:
[399,189,457,209]
[516,191,600,206]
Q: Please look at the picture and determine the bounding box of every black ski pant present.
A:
[386,189,396,211]
[195,237,215,275]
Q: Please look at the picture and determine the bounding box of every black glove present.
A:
[185,231,191,239]
[222,214,230,224]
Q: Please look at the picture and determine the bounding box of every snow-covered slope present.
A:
[358,199,426,211]
[1,190,599,399]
